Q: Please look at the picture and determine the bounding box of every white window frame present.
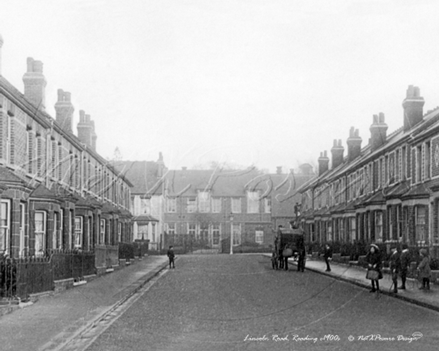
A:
[19,203,26,256]
[100,219,106,244]
[34,210,46,256]
[212,223,220,245]
[0,200,11,255]
[211,198,222,213]
[247,191,260,214]
[264,198,271,213]
[375,211,383,243]
[59,209,64,250]
[118,222,122,243]
[53,211,58,250]
[166,197,177,213]
[415,206,426,244]
[187,198,196,213]
[74,216,83,248]
[188,223,196,236]
[255,230,264,244]
[167,223,176,235]
[231,198,241,214]
[350,217,356,242]
[232,223,241,245]
[198,191,210,213]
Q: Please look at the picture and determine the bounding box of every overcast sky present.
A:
[0,0,438,173]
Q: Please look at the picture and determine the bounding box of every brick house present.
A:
[0,38,132,258]
[158,165,314,251]
[298,86,439,259]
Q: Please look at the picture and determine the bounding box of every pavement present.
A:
[0,255,169,351]
[264,253,439,312]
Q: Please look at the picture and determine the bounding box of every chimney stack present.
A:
[22,57,47,111]
[157,152,165,177]
[331,139,344,169]
[318,151,329,176]
[276,166,282,175]
[54,89,74,133]
[0,34,3,76]
[402,85,425,131]
[369,112,388,152]
[91,120,97,151]
[77,110,94,148]
[347,127,362,162]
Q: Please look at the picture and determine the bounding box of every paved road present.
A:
[85,255,439,351]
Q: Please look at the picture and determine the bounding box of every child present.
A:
[271,250,279,270]
[417,249,431,290]
[389,248,400,294]
[167,245,175,269]
[323,244,332,272]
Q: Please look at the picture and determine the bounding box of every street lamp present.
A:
[230,215,234,255]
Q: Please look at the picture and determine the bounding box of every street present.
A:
[84,255,438,351]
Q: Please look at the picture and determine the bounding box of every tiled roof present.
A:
[133,214,159,223]
[402,179,438,198]
[0,166,25,184]
[113,161,163,195]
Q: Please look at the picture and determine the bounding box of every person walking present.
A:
[167,245,175,269]
[417,249,431,290]
[389,247,400,294]
[399,244,411,290]
[366,244,382,293]
[323,244,332,272]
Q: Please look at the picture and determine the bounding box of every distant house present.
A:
[113,155,166,250]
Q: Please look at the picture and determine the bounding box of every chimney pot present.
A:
[55,89,74,133]
[402,85,425,131]
[318,151,330,176]
[23,57,47,111]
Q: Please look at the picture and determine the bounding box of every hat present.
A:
[420,249,428,256]
[370,243,379,251]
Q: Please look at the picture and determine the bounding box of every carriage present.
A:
[272,227,306,270]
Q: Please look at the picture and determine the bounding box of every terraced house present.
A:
[298,86,439,259]
[0,38,132,260]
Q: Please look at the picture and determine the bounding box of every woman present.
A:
[365,244,382,293]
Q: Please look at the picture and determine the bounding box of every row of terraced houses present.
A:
[0,37,133,260]
[298,86,439,259]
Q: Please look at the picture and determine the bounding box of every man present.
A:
[297,236,306,272]
[167,245,175,269]
[323,244,332,272]
[399,244,411,289]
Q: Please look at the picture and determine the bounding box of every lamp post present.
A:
[230,215,234,255]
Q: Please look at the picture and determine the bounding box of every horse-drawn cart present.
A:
[272,227,306,271]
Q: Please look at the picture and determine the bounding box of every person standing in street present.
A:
[399,244,411,290]
[167,245,175,269]
[323,244,332,272]
[366,244,382,293]
[389,247,400,294]
[417,249,431,290]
